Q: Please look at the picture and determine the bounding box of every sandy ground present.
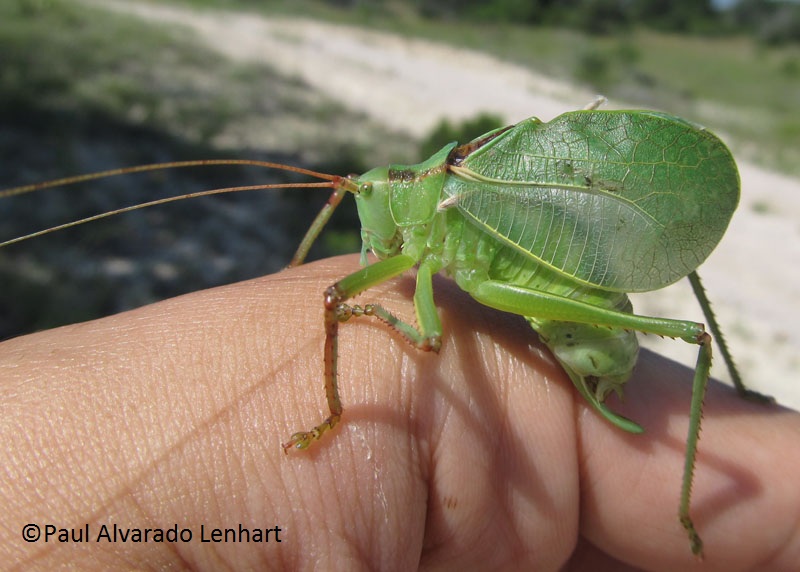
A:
[86,0,799,410]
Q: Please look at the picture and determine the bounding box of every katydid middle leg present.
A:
[688,271,772,404]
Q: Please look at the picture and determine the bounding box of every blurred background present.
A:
[1,0,798,407]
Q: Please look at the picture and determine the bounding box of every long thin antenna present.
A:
[0,181,335,249]
[0,158,358,249]
[0,159,340,199]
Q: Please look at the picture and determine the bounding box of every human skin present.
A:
[1,255,799,571]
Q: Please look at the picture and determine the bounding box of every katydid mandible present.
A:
[0,107,766,557]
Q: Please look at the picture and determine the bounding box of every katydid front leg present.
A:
[282,256,441,452]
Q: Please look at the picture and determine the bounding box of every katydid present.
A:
[0,107,768,557]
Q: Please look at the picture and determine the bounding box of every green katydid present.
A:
[0,106,768,557]
[281,107,771,558]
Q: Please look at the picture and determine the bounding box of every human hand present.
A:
[2,255,798,570]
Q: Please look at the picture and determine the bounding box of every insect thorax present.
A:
[358,164,641,401]
[429,208,640,400]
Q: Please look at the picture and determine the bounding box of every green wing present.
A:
[444,110,740,292]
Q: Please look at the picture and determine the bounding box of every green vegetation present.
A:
[185,0,800,43]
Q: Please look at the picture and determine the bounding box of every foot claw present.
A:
[282,432,314,454]
[282,415,340,454]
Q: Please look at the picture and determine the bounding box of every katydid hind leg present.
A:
[680,331,713,557]
[687,272,773,404]
[283,255,442,452]
[473,279,716,554]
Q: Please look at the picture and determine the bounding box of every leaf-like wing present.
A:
[445,110,739,292]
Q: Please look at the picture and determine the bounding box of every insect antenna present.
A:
[0,159,358,264]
